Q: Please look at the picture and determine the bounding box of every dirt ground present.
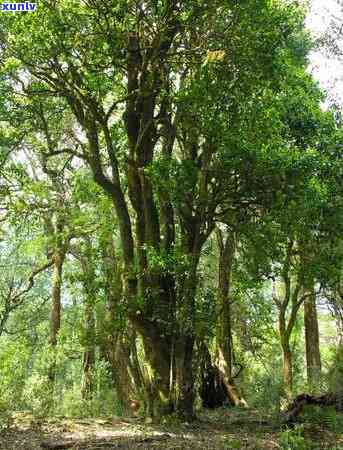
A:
[0,408,342,450]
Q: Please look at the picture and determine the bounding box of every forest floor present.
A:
[0,408,342,450]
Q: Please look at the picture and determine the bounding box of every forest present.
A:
[0,1,342,449]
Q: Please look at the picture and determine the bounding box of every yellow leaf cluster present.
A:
[204,50,226,64]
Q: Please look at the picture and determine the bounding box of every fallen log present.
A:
[283,392,343,423]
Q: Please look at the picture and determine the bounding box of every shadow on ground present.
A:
[0,409,342,449]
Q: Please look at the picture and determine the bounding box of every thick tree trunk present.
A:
[134,324,172,418]
[216,348,247,407]
[122,21,194,420]
[199,342,227,408]
[101,239,141,414]
[128,332,145,395]
[304,285,321,388]
[106,333,138,415]
[172,251,203,421]
[174,335,195,419]
[215,229,247,407]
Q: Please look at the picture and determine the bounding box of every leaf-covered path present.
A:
[0,409,342,450]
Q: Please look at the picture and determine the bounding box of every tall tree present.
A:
[0,0,330,418]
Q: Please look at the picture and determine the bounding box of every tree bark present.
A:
[282,339,293,400]
[215,228,247,407]
[274,241,304,400]
[101,237,140,414]
[107,333,137,415]
[199,342,227,408]
[304,285,321,389]
[174,335,195,419]
[279,308,294,400]
[172,248,203,421]
[78,240,97,400]
[81,294,95,400]
[48,248,65,384]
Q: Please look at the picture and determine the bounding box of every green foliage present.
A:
[0,0,342,428]
[279,425,307,450]
[0,338,30,410]
[244,353,284,412]
[0,398,13,432]
[22,374,53,416]
[223,437,243,449]
[301,406,343,434]
[327,346,343,393]
[54,361,120,418]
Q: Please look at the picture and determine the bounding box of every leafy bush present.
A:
[22,374,53,416]
[0,338,29,413]
[55,385,120,418]
[327,346,343,393]
[53,360,121,418]
[301,405,343,434]
[242,346,284,413]
[0,397,13,431]
[279,425,307,450]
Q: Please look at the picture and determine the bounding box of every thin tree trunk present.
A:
[275,241,304,401]
[279,309,294,400]
[78,239,97,400]
[282,341,293,400]
[81,299,95,400]
[304,285,321,389]
[48,249,65,384]
[215,228,247,407]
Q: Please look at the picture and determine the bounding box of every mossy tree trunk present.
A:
[101,236,139,415]
[48,233,66,386]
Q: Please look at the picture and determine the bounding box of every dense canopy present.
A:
[0,1,342,448]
